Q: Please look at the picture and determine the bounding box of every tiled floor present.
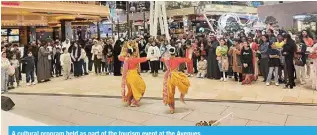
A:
[6,72,317,104]
[1,94,317,126]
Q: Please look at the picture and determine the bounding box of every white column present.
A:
[158,2,165,35]
[153,1,159,38]
[149,1,154,36]
[161,1,170,41]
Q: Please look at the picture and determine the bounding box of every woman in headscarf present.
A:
[282,34,297,89]
[161,47,192,114]
[119,47,150,107]
[71,42,82,77]
[138,36,150,72]
[113,39,123,76]
[206,35,221,79]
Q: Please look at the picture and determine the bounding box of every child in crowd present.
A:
[54,47,62,77]
[240,41,254,85]
[80,46,88,75]
[22,51,36,86]
[60,48,72,80]
[1,52,10,92]
[216,38,229,81]
[196,55,207,78]
[107,47,114,75]
[9,55,20,88]
[147,41,161,77]
[266,43,280,86]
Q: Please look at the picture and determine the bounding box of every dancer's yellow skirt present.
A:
[166,71,190,106]
[126,70,146,101]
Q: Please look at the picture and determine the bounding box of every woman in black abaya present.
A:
[138,38,150,72]
[113,39,123,76]
[282,34,297,89]
[206,36,221,79]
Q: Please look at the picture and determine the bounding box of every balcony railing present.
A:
[166,1,263,10]
[42,1,100,5]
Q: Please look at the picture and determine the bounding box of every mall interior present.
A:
[1,1,316,46]
[1,1,110,46]
[1,1,261,46]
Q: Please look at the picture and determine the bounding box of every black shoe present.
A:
[84,73,89,75]
[44,79,51,82]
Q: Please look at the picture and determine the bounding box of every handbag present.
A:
[8,66,15,76]
[294,58,304,66]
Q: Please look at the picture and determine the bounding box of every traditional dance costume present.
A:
[251,42,259,80]
[309,45,317,90]
[120,56,147,107]
[161,54,192,114]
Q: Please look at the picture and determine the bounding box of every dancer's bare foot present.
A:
[130,103,139,107]
[180,95,185,104]
[169,109,175,114]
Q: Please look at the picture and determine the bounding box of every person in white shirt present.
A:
[62,39,71,50]
[60,48,72,80]
[197,56,207,78]
[147,41,161,77]
[91,41,103,75]
[80,46,88,75]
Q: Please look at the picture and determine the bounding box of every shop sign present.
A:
[293,15,309,20]
[1,2,20,6]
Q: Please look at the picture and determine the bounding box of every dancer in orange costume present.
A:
[161,47,192,114]
[119,47,149,107]
[185,43,194,77]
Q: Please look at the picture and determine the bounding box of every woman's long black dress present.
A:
[138,42,149,71]
[206,41,221,79]
[282,40,297,88]
[113,40,122,76]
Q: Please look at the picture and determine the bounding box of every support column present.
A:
[97,22,101,40]
[81,26,86,40]
[111,18,114,37]
[126,2,130,39]
[153,1,159,38]
[161,2,170,41]
[61,20,73,42]
[143,9,146,35]
[158,2,165,36]
[117,18,120,39]
[149,1,154,36]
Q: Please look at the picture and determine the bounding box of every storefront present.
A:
[1,28,20,44]
[293,14,317,31]
[1,1,110,43]
[1,27,28,46]
[258,1,317,29]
